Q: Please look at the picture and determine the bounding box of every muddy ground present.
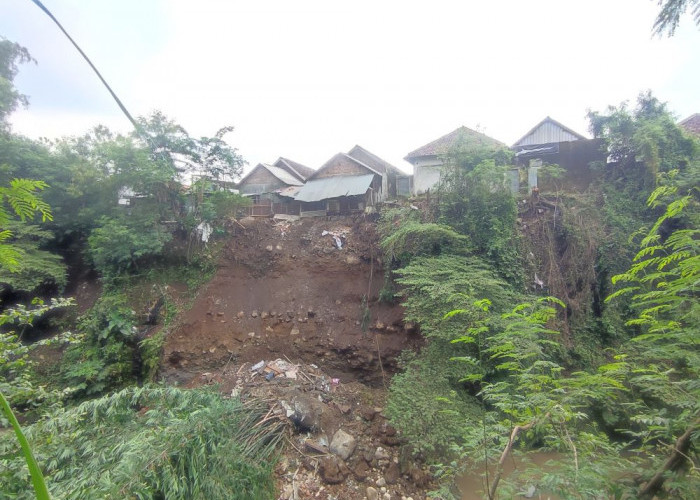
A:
[160,216,433,499]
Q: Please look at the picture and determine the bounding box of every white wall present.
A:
[412,158,443,194]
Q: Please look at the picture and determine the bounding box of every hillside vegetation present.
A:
[1,35,699,500]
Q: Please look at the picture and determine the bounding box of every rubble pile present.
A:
[195,359,432,499]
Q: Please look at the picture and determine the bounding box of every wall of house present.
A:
[239,168,286,195]
[412,157,443,194]
[515,138,605,192]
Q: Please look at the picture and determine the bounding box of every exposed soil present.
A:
[162,216,422,387]
[160,216,432,499]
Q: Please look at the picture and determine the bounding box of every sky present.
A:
[1,0,699,175]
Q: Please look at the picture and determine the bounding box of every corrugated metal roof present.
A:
[263,164,304,186]
[294,174,375,202]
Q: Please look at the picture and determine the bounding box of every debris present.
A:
[330,429,356,460]
[304,439,329,455]
[251,360,265,372]
[265,371,275,381]
[534,273,544,289]
[321,230,344,249]
[196,222,213,243]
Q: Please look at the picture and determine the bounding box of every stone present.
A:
[374,447,390,461]
[261,311,269,319]
[384,461,400,485]
[383,493,391,500]
[351,458,370,481]
[290,326,300,335]
[319,456,346,484]
[251,310,259,318]
[375,477,386,487]
[290,394,322,432]
[360,407,379,421]
[237,311,245,318]
[366,486,379,500]
[330,429,356,460]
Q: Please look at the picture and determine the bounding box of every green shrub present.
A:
[0,386,283,499]
[62,292,137,397]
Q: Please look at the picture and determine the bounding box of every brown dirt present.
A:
[162,216,422,387]
[160,215,432,499]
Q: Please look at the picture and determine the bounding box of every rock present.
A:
[248,332,255,338]
[216,311,224,316]
[383,493,391,500]
[330,429,356,460]
[319,456,346,484]
[336,402,352,414]
[366,486,379,500]
[376,477,386,487]
[290,326,300,336]
[261,311,269,319]
[265,245,273,251]
[374,447,390,461]
[237,311,245,318]
[251,310,259,318]
[290,394,322,432]
[351,458,370,481]
[375,321,385,330]
[361,407,379,421]
[384,461,400,485]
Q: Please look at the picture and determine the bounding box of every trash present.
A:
[196,222,213,243]
[265,371,275,381]
[533,274,544,289]
[321,230,344,249]
[250,360,265,372]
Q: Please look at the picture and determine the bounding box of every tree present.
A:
[653,0,700,36]
[0,38,33,127]
[606,172,699,498]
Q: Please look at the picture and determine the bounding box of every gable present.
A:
[513,117,586,148]
[347,145,401,175]
[311,153,379,180]
[274,157,315,181]
[237,164,302,195]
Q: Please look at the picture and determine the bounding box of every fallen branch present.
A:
[638,419,699,499]
[488,413,549,500]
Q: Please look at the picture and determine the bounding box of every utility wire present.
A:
[29,0,144,136]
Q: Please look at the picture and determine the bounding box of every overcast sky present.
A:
[2,0,698,174]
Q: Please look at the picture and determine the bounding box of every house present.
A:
[293,146,400,217]
[236,160,311,216]
[346,145,410,198]
[512,116,605,192]
[679,113,700,137]
[404,126,507,194]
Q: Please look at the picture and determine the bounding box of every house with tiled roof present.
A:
[405,126,506,194]
[679,113,700,137]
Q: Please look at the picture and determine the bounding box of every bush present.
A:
[61,293,137,397]
[0,386,283,499]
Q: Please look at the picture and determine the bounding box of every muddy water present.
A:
[458,452,563,500]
